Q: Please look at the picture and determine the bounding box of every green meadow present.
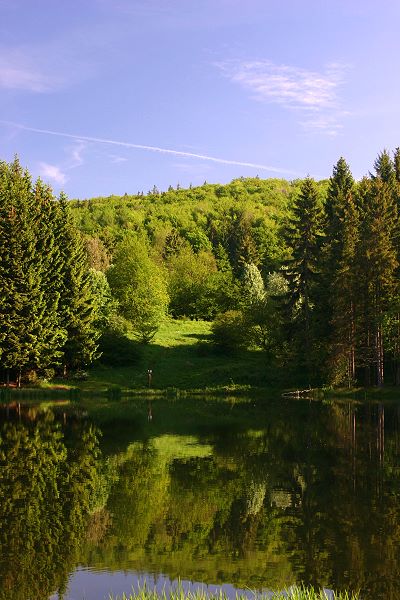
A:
[76,318,272,395]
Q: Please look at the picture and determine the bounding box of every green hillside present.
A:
[71,177,329,278]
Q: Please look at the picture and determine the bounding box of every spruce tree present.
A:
[373,149,396,185]
[282,177,322,380]
[0,159,49,384]
[0,159,99,383]
[320,158,356,384]
[393,147,400,183]
[55,195,100,373]
[31,180,67,371]
[328,192,359,385]
[355,177,398,385]
[373,150,400,383]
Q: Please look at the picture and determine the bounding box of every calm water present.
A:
[0,395,399,600]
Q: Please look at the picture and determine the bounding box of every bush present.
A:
[98,330,140,366]
[211,310,249,351]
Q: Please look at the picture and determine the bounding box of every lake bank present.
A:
[2,319,400,401]
[109,584,359,600]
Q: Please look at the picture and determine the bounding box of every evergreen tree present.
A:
[56,195,100,373]
[32,180,67,372]
[372,149,396,185]
[355,177,398,385]
[393,147,400,183]
[282,177,322,380]
[328,192,359,385]
[373,150,400,383]
[320,158,356,384]
[0,159,101,382]
[0,160,64,384]
[324,157,355,248]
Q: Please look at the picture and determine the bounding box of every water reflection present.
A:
[0,404,100,600]
[1,398,400,599]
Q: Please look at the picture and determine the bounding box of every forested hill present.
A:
[2,152,400,388]
[68,150,400,389]
[70,177,329,276]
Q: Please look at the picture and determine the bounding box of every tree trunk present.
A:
[395,313,400,385]
[375,324,384,387]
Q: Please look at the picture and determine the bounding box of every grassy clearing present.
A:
[76,319,272,394]
[110,585,359,600]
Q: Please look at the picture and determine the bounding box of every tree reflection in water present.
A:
[1,398,400,600]
[0,405,100,600]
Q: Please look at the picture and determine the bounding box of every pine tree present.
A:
[355,177,398,385]
[372,149,396,185]
[393,147,400,183]
[320,158,356,384]
[31,180,67,371]
[328,192,359,385]
[373,149,400,383]
[282,177,322,380]
[0,159,50,384]
[56,196,100,373]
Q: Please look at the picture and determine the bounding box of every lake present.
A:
[0,395,399,600]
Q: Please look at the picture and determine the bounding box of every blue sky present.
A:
[1,0,400,198]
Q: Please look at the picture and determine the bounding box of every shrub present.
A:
[211,310,249,351]
[98,330,140,366]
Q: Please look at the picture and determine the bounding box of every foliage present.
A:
[84,235,111,271]
[107,235,169,342]
[244,271,288,352]
[89,268,119,331]
[167,246,238,319]
[98,329,140,366]
[211,310,249,350]
[5,152,400,387]
[0,158,99,384]
[241,261,266,305]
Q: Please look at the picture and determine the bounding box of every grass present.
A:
[74,319,273,395]
[12,318,400,400]
[110,584,359,600]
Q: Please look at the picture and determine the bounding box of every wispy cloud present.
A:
[1,120,299,176]
[216,59,349,135]
[38,163,67,185]
[66,140,87,169]
[0,56,57,92]
[36,140,87,187]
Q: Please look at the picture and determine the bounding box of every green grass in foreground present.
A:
[110,585,359,600]
[77,319,272,393]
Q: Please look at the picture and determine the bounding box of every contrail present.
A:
[0,120,298,176]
